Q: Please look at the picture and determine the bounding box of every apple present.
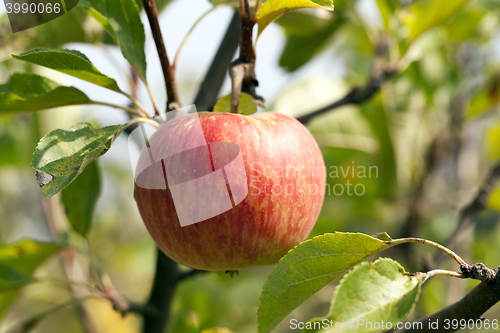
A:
[134,112,326,270]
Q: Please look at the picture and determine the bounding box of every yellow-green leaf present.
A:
[400,0,469,41]
[257,0,333,38]
[488,187,500,212]
[0,240,62,318]
[201,329,235,333]
[213,93,257,115]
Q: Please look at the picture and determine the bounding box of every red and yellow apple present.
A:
[134,112,326,270]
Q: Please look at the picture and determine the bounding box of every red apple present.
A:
[134,112,326,270]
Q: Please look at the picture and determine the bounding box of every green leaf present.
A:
[258,232,391,333]
[257,0,334,38]
[79,0,148,82]
[0,263,32,292]
[373,232,392,242]
[12,49,123,93]
[61,161,101,236]
[135,0,173,11]
[400,28,448,71]
[445,9,487,41]
[0,240,62,318]
[201,329,235,333]
[360,98,397,198]
[401,0,470,41]
[0,7,111,63]
[305,258,424,333]
[0,116,35,166]
[488,186,500,212]
[466,72,500,118]
[275,10,332,36]
[31,122,127,197]
[279,14,345,72]
[0,73,92,115]
[213,93,257,115]
[485,120,500,161]
[80,6,118,41]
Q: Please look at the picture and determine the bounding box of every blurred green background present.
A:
[1,0,500,332]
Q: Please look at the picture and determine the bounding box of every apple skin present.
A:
[134,112,326,270]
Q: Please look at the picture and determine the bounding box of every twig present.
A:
[387,237,468,268]
[432,162,500,267]
[126,117,160,129]
[251,0,262,23]
[395,135,449,267]
[229,0,263,113]
[400,265,500,333]
[176,269,208,282]
[4,296,95,333]
[422,269,466,281]
[142,0,181,111]
[91,101,145,118]
[39,197,103,333]
[141,248,180,333]
[296,43,396,124]
[173,5,225,71]
[193,11,240,111]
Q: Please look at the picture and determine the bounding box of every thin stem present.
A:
[251,0,262,23]
[4,296,95,333]
[388,238,468,267]
[239,0,247,19]
[34,277,99,292]
[145,84,160,116]
[126,117,160,129]
[122,92,152,118]
[173,5,223,70]
[142,0,181,111]
[91,101,145,118]
[423,269,466,281]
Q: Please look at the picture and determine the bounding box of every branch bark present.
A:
[141,248,180,333]
[401,265,500,333]
[193,11,241,111]
[431,162,500,268]
[142,0,181,111]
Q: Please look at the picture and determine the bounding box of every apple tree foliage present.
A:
[1,0,500,332]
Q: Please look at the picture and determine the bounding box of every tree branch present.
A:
[193,11,240,111]
[142,0,181,111]
[401,265,500,333]
[295,76,390,124]
[141,248,180,333]
[176,269,208,283]
[431,162,500,268]
[230,0,263,113]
